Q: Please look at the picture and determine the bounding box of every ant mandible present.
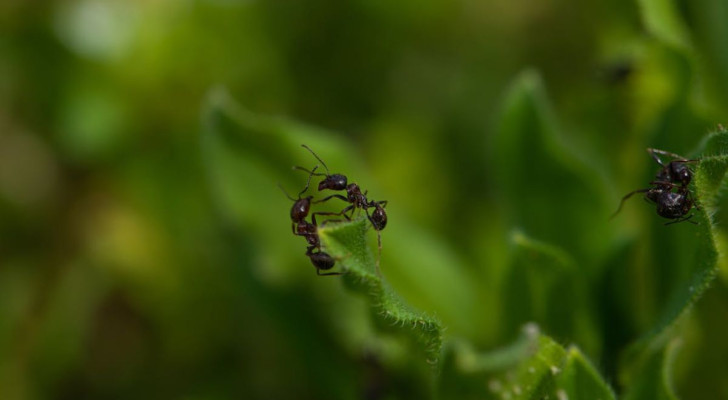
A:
[611,148,699,225]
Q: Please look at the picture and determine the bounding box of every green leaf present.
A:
[621,128,728,393]
[501,231,598,356]
[623,338,683,400]
[201,87,444,364]
[492,69,613,267]
[439,325,615,400]
[200,87,362,276]
[638,0,692,51]
[201,87,479,335]
[319,218,443,365]
[556,346,617,400]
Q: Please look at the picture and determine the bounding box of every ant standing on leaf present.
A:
[295,144,388,276]
[611,148,700,225]
[280,165,342,276]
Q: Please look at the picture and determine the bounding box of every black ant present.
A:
[298,221,343,276]
[280,164,342,243]
[296,145,388,228]
[306,247,342,276]
[611,148,699,225]
[295,144,388,274]
[279,165,318,236]
[280,165,343,276]
[648,148,696,186]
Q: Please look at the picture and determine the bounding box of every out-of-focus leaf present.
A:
[439,324,615,400]
[200,87,373,281]
[501,231,598,356]
[492,69,613,267]
[638,0,692,51]
[622,128,728,392]
[556,346,617,400]
[623,338,682,400]
[685,0,728,111]
[201,87,479,336]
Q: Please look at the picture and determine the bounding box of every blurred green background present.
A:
[3,0,728,398]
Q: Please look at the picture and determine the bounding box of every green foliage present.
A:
[638,0,692,51]
[440,325,616,400]
[200,81,728,398]
[320,219,443,364]
[6,0,728,398]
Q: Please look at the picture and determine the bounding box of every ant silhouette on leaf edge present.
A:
[282,145,388,277]
[611,148,700,225]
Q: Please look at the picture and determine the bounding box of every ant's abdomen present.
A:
[657,192,687,219]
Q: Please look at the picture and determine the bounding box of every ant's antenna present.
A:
[279,165,318,200]
[302,144,330,174]
[298,165,318,197]
[278,184,296,201]
[610,188,649,220]
[292,166,326,177]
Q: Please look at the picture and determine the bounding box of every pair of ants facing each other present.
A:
[282,145,388,276]
[612,148,699,225]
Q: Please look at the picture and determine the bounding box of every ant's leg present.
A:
[291,222,296,235]
[366,200,387,208]
[374,230,382,277]
[294,230,313,242]
[340,205,354,220]
[314,194,348,204]
[665,214,698,226]
[648,148,698,163]
[293,165,327,177]
[313,206,354,225]
[649,180,675,188]
[313,211,346,221]
[647,148,667,167]
[317,270,343,276]
[687,190,700,211]
[611,188,650,220]
[365,208,383,277]
[364,205,376,226]
[647,148,692,163]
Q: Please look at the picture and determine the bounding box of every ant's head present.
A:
[670,162,693,186]
[319,174,347,191]
[300,144,348,191]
